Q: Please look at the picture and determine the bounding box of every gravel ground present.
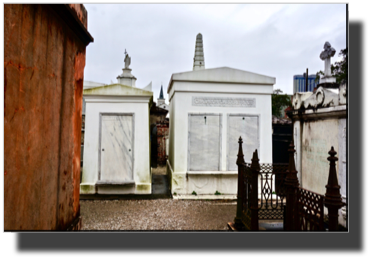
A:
[151,166,167,175]
[80,199,236,231]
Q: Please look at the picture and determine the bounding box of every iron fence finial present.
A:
[251,149,260,172]
[236,137,245,165]
[325,146,344,231]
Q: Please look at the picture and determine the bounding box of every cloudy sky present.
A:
[84,3,346,101]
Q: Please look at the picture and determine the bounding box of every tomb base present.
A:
[168,160,238,197]
[80,182,151,195]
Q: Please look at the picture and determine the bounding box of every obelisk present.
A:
[193,33,205,71]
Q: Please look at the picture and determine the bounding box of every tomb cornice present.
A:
[290,105,347,121]
[167,67,276,92]
[84,95,153,105]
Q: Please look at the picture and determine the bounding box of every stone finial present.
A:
[193,33,205,71]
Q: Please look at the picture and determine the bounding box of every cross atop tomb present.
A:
[319,42,336,84]
[320,42,336,77]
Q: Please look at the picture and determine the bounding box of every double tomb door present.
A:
[188,113,260,171]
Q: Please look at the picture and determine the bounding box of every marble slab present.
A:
[228,115,259,171]
[100,114,133,181]
[188,114,220,171]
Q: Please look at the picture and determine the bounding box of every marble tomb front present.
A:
[167,33,275,199]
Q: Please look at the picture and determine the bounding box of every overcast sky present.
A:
[83,3,346,101]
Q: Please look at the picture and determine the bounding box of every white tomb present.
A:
[290,41,347,227]
[167,33,275,199]
[81,52,153,195]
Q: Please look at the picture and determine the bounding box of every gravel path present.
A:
[80,199,236,231]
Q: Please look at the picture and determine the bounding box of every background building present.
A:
[293,74,319,93]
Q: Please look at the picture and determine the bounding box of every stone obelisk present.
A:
[193,33,205,71]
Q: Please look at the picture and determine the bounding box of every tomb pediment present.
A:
[169,67,275,88]
[83,83,153,97]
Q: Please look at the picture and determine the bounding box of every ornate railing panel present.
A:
[258,163,288,220]
[295,188,325,231]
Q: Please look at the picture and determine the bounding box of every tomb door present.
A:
[99,114,134,182]
[227,114,259,171]
[188,113,221,171]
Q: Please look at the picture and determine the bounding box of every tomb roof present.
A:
[168,66,275,93]
[83,83,153,97]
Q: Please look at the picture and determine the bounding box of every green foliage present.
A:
[315,70,324,82]
[331,48,347,85]
[173,192,177,196]
[215,191,221,195]
[191,191,197,196]
[272,91,292,118]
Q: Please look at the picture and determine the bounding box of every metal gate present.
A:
[258,163,288,220]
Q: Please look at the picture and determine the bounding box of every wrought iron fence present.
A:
[295,187,324,231]
[233,137,345,231]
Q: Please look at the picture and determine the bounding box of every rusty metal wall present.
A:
[4,4,92,230]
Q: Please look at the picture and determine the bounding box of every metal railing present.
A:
[234,137,345,231]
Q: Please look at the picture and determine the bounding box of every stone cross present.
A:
[319,42,336,77]
[124,49,131,69]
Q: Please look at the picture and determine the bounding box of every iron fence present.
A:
[234,137,345,231]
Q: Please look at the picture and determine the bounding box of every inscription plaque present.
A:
[192,97,256,108]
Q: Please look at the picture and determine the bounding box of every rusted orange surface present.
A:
[68,4,88,28]
[4,4,91,230]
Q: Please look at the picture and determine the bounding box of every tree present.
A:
[315,48,347,84]
[331,48,347,84]
[272,90,292,117]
